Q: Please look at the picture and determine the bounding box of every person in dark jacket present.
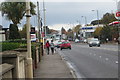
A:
[45,41,50,55]
[50,40,55,55]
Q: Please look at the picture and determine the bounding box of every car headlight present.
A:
[89,42,92,44]
[96,42,99,44]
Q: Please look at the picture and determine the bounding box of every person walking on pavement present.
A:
[50,40,55,55]
[45,41,50,55]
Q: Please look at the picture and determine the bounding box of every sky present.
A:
[0,0,118,30]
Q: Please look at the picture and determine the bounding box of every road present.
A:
[57,43,118,78]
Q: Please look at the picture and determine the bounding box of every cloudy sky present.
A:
[0,0,118,30]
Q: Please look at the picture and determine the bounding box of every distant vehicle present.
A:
[55,41,63,48]
[68,38,73,41]
[75,39,80,43]
[83,39,87,43]
[87,38,94,43]
[60,41,71,50]
[89,38,100,47]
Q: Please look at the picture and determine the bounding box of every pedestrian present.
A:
[45,41,50,55]
[50,40,55,55]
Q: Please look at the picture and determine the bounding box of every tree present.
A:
[94,27,103,39]
[100,25,112,42]
[72,25,81,39]
[61,27,67,34]
[9,24,21,39]
[67,28,74,40]
[19,24,27,39]
[0,2,36,25]
[101,13,117,25]
[0,2,36,40]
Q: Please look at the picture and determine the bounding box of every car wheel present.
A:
[98,45,100,47]
[60,48,62,50]
[89,45,92,47]
[69,47,71,50]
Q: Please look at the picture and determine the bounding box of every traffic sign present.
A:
[116,12,120,17]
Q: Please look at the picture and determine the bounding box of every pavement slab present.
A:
[34,52,74,78]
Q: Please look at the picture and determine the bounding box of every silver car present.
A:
[89,38,100,47]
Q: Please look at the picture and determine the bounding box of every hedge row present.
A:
[2,42,21,52]
[3,39,27,44]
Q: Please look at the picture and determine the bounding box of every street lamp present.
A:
[81,16,87,26]
[81,16,87,38]
[26,1,33,78]
[92,10,99,27]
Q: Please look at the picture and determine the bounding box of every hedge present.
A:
[1,42,20,52]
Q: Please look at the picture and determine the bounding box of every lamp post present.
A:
[92,10,99,27]
[43,0,46,37]
[81,16,87,26]
[81,16,87,39]
[26,1,33,78]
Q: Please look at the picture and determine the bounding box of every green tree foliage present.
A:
[94,27,103,39]
[61,27,67,34]
[0,2,36,25]
[0,2,36,40]
[110,25,119,41]
[19,24,27,39]
[2,42,20,51]
[67,28,74,39]
[72,25,81,38]
[73,25,81,33]
[101,13,117,25]
[100,25,112,42]
[91,13,117,25]
[9,24,21,39]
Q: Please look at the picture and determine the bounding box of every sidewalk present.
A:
[34,50,74,78]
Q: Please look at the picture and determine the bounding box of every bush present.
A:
[1,42,20,52]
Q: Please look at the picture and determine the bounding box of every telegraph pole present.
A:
[26,1,33,78]
[43,0,46,37]
[37,1,43,58]
[37,1,41,42]
[96,10,99,27]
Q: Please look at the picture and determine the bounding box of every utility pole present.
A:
[92,10,99,27]
[81,16,87,38]
[37,1,43,58]
[43,0,46,37]
[26,1,33,78]
[97,10,99,27]
[37,1,41,42]
[81,16,87,26]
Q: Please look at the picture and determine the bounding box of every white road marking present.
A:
[105,58,109,61]
[115,61,118,64]
[79,45,118,52]
[99,56,102,58]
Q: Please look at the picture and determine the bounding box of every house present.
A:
[0,25,9,42]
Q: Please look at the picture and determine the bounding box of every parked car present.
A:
[75,39,80,43]
[89,38,100,47]
[60,41,71,50]
[83,39,87,43]
[55,41,63,48]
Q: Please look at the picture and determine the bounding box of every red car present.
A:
[60,41,71,50]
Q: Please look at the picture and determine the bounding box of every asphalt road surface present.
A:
[57,43,118,78]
